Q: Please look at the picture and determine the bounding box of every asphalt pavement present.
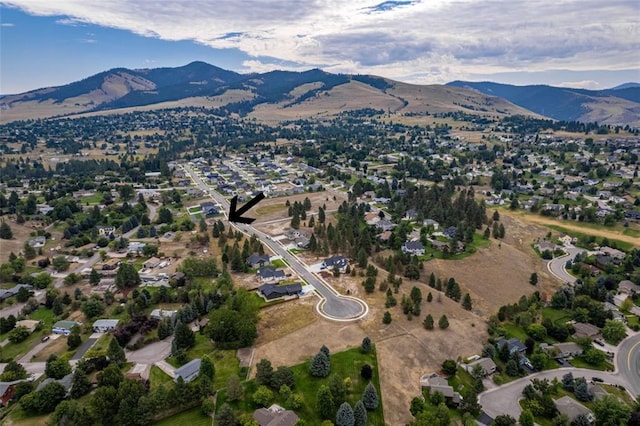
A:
[616,332,640,396]
[546,246,584,284]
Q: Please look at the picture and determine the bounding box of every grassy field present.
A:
[0,329,49,361]
[271,258,287,268]
[29,307,56,330]
[150,365,173,390]
[544,224,634,252]
[154,406,212,426]
[568,357,614,371]
[421,233,491,261]
[542,307,573,324]
[255,203,287,216]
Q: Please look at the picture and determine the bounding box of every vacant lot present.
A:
[253,190,347,228]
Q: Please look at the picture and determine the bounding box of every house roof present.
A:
[403,241,425,251]
[554,396,593,420]
[258,268,286,280]
[53,320,77,330]
[252,406,299,426]
[36,373,73,393]
[92,319,119,329]
[323,256,348,268]
[572,322,600,338]
[259,284,302,298]
[468,357,496,373]
[247,254,270,265]
[175,358,201,381]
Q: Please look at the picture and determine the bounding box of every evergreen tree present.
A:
[89,269,101,285]
[423,314,434,330]
[353,400,367,426]
[361,337,372,354]
[320,345,330,357]
[362,382,379,410]
[462,293,473,310]
[226,375,243,401]
[173,320,195,350]
[382,311,392,324]
[335,402,355,426]
[310,351,331,377]
[328,374,347,405]
[316,385,334,419]
[427,292,433,302]
[438,314,449,329]
[70,368,91,399]
[256,358,274,386]
[574,377,593,401]
[107,338,126,366]
[216,403,237,426]
[199,355,215,380]
[0,221,13,239]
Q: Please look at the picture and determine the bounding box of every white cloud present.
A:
[1,22,15,27]
[3,0,639,83]
[557,80,602,89]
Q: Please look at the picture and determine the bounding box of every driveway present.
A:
[18,334,61,363]
[126,337,173,364]
[71,337,99,360]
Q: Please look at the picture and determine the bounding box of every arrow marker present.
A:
[229,192,265,224]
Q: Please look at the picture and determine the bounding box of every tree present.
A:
[529,272,538,285]
[52,255,70,271]
[317,385,334,419]
[527,323,547,341]
[67,326,82,350]
[353,400,367,426]
[199,355,215,380]
[217,403,238,426]
[492,414,517,426]
[584,348,606,366]
[0,360,28,381]
[328,374,347,404]
[89,268,101,285]
[505,359,520,377]
[8,326,30,343]
[157,207,173,224]
[107,338,126,366]
[226,375,243,401]
[272,366,295,390]
[361,336,372,353]
[493,210,500,221]
[423,314,434,330]
[438,314,449,329]
[362,382,379,410]
[253,385,274,407]
[256,358,274,386]
[70,368,91,399]
[45,355,71,379]
[519,409,535,426]
[594,394,631,426]
[382,311,392,324]
[442,359,457,376]
[0,221,13,239]
[462,293,473,310]
[174,320,195,350]
[311,351,331,377]
[360,364,373,380]
[115,263,141,289]
[574,377,593,402]
[562,372,575,391]
[602,319,627,344]
[336,402,355,426]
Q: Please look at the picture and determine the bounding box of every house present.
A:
[540,342,583,359]
[535,241,559,253]
[96,226,116,237]
[171,271,186,286]
[599,246,626,260]
[375,219,396,232]
[52,320,78,336]
[37,373,73,396]
[174,358,201,383]
[258,283,303,301]
[0,380,23,406]
[0,284,33,301]
[143,257,161,269]
[294,236,310,249]
[27,236,46,248]
[257,268,286,283]
[588,383,609,400]
[496,337,526,355]
[624,210,640,221]
[618,280,640,295]
[558,234,577,245]
[402,241,425,256]
[595,254,617,269]
[101,258,120,271]
[464,357,497,376]
[253,404,299,426]
[442,226,457,239]
[554,396,595,423]
[247,254,271,269]
[128,241,146,254]
[200,201,218,216]
[15,320,40,333]
[572,322,601,339]
[419,373,462,405]
[405,209,419,221]
[321,256,348,272]
[423,219,440,230]
[150,309,177,320]
[92,319,119,333]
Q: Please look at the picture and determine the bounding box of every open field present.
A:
[154,406,212,426]
[255,297,318,345]
[253,190,347,226]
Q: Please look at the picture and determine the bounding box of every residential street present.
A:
[182,164,368,321]
[546,246,584,284]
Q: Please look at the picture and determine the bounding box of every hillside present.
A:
[447,80,640,127]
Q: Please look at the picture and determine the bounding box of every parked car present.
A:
[594,339,605,346]
[592,377,604,383]
[41,336,50,342]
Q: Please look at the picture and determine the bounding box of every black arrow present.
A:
[228,192,265,224]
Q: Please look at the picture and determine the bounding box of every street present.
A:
[546,246,584,284]
[182,164,368,321]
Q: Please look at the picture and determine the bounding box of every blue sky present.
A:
[1,1,639,94]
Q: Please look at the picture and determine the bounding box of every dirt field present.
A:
[255,297,318,346]
[0,219,51,264]
[253,190,347,227]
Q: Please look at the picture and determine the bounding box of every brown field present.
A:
[255,297,318,345]
[31,336,70,362]
[0,220,47,264]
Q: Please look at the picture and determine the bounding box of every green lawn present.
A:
[502,324,529,342]
[28,307,56,330]
[150,366,172,390]
[542,307,572,325]
[626,315,639,328]
[288,347,384,425]
[421,232,491,261]
[0,328,49,362]
[154,406,211,426]
[447,368,476,397]
[568,357,614,371]
[271,259,287,268]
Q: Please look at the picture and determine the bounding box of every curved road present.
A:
[546,246,584,284]
[617,332,640,396]
[181,164,368,321]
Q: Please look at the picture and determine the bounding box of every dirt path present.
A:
[510,212,640,246]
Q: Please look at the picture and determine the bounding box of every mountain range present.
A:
[1,61,638,127]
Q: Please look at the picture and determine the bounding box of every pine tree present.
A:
[382,311,392,324]
[70,368,91,399]
[199,355,215,380]
[462,293,473,310]
[353,400,367,426]
[335,402,355,426]
[439,315,449,329]
[423,314,434,330]
[107,338,125,366]
[362,382,379,410]
[361,337,372,354]
[256,358,274,386]
[320,345,330,357]
[427,292,433,302]
[310,351,330,377]
[428,272,436,288]
[0,221,13,240]
[316,385,334,419]
[89,268,101,285]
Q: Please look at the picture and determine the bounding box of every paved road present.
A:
[616,332,640,396]
[182,164,367,320]
[479,367,630,419]
[126,337,173,364]
[71,337,99,361]
[546,246,584,284]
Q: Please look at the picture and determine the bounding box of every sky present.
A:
[1,0,639,95]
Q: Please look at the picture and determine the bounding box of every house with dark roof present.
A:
[442,226,457,239]
[258,283,302,301]
[464,357,496,376]
[402,241,425,256]
[554,396,594,423]
[321,256,348,272]
[200,201,218,216]
[0,284,33,301]
[257,268,286,283]
[174,358,201,383]
[572,322,601,339]
[253,404,299,426]
[496,337,526,355]
[419,373,462,405]
[37,373,73,396]
[404,209,419,221]
[375,219,396,231]
[247,254,271,269]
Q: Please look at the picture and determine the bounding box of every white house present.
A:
[92,319,119,333]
